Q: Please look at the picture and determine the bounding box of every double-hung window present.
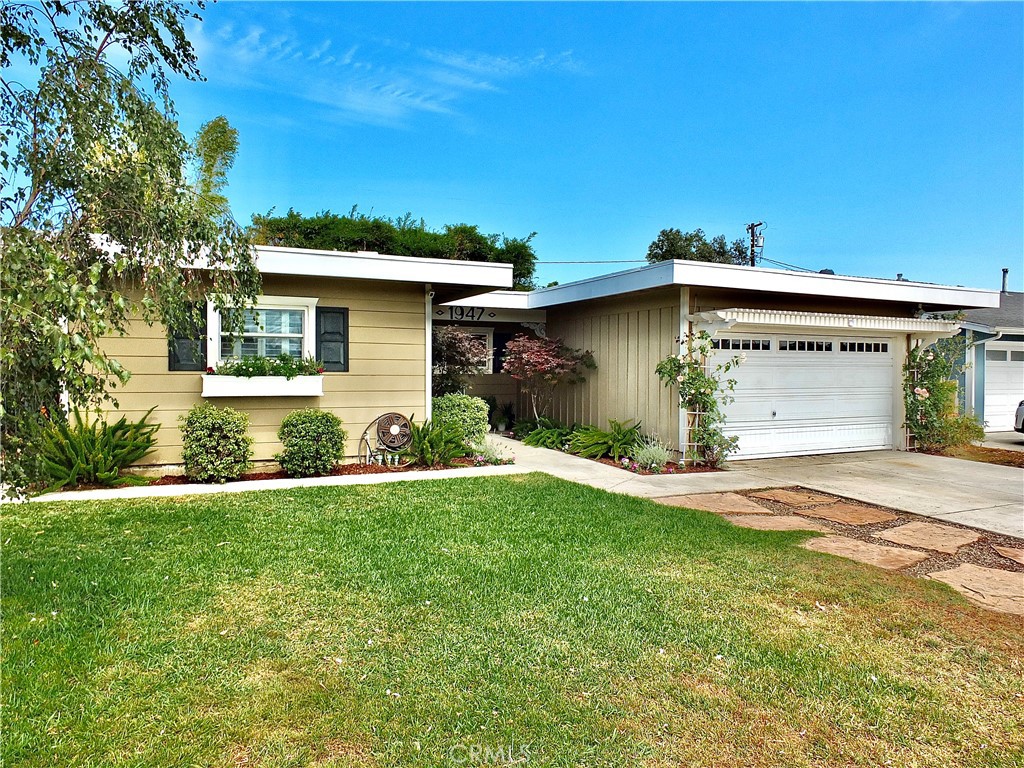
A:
[207,296,319,368]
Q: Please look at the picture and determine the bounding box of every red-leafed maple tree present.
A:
[501,335,595,420]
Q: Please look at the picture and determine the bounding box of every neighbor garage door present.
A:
[983,341,1024,432]
[709,333,895,459]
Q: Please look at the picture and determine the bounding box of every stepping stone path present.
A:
[802,535,930,570]
[724,515,833,533]
[798,502,898,526]
[652,492,769,515]
[750,489,836,507]
[993,546,1024,566]
[928,564,1024,615]
[872,521,980,554]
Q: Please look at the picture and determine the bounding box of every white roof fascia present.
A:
[693,308,961,335]
[444,290,533,310]
[253,246,514,289]
[509,260,998,310]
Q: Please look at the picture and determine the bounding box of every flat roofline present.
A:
[253,245,514,291]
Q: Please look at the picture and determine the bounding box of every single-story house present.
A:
[102,247,999,468]
[102,246,513,467]
[444,260,999,459]
[956,278,1024,432]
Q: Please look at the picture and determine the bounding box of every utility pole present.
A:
[745,222,764,267]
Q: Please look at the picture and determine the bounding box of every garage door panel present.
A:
[984,341,1024,431]
[711,334,895,459]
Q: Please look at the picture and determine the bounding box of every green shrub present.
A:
[523,419,575,450]
[402,420,470,467]
[566,419,641,461]
[39,407,159,490]
[180,403,253,483]
[631,434,672,473]
[431,393,489,444]
[275,409,347,477]
[512,418,540,439]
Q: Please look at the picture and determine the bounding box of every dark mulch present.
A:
[924,445,1024,469]
[148,458,480,486]
[737,486,1024,575]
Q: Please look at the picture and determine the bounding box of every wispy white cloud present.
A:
[187,19,583,129]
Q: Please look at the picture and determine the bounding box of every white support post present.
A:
[425,286,434,421]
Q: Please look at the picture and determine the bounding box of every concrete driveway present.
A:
[494,438,1024,539]
[984,431,1024,452]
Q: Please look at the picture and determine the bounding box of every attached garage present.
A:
[710,333,896,459]
[982,340,1024,431]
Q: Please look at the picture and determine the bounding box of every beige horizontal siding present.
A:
[545,288,680,448]
[96,275,427,465]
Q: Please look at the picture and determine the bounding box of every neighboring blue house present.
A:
[958,271,1023,432]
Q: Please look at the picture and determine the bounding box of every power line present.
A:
[537,259,646,264]
[758,256,818,273]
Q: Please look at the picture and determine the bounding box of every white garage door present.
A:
[709,333,895,459]
[984,341,1024,432]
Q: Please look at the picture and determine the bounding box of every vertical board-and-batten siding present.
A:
[99,275,427,466]
[544,288,681,447]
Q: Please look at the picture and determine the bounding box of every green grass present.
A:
[3,474,1021,767]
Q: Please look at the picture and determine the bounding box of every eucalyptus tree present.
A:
[0,1,260,489]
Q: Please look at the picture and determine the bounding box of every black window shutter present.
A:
[316,307,349,372]
[168,304,207,371]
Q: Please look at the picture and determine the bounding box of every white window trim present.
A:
[206,295,319,368]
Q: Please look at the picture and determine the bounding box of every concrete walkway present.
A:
[491,437,1024,539]
[24,437,1023,539]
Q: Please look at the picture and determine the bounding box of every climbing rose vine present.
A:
[903,338,983,450]
[655,331,743,467]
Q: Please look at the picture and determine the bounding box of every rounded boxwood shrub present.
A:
[179,403,253,483]
[431,394,489,445]
[275,408,347,477]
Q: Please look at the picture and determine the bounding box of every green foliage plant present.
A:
[646,228,748,265]
[523,419,575,450]
[630,435,673,473]
[39,407,159,490]
[212,355,323,379]
[275,409,347,477]
[401,420,470,467]
[656,331,743,467]
[250,208,538,290]
[566,419,641,462]
[903,338,984,450]
[180,403,252,483]
[431,394,490,445]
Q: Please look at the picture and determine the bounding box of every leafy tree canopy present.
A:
[431,326,489,397]
[646,228,748,266]
[249,208,538,291]
[1,1,260,492]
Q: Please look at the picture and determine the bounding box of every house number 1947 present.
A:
[446,306,487,321]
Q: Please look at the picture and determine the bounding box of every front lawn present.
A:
[3,475,1021,766]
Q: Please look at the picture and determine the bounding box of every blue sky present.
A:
[172,2,1024,291]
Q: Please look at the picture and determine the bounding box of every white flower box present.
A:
[201,374,323,398]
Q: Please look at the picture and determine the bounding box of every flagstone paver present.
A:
[802,535,930,570]
[652,492,769,515]
[928,563,1024,615]
[993,546,1024,566]
[798,502,898,526]
[872,521,981,554]
[749,488,837,507]
[724,515,833,533]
